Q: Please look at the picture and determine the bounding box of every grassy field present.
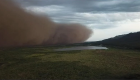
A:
[0,46,140,79]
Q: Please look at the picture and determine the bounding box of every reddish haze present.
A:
[0,0,92,47]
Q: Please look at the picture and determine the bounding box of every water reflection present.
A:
[55,46,108,51]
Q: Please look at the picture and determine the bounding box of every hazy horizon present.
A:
[14,0,140,42]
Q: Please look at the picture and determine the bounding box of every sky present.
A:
[14,0,140,42]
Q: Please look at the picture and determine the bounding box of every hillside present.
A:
[91,31,140,49]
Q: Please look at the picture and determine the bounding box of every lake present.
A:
[55,46,108,51]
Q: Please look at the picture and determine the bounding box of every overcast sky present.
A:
[14,0,140,41]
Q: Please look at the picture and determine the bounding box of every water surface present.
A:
[55,46,108,51]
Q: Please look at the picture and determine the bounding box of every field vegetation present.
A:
[0,46,140,79]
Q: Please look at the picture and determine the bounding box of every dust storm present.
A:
[0,0,92,47]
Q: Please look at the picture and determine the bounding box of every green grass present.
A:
[0,46,140,79]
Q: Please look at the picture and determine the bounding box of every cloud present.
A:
[13,0,140,41]
[87,21,140,41]
[24,4,140,30]
[14,0,140,12]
